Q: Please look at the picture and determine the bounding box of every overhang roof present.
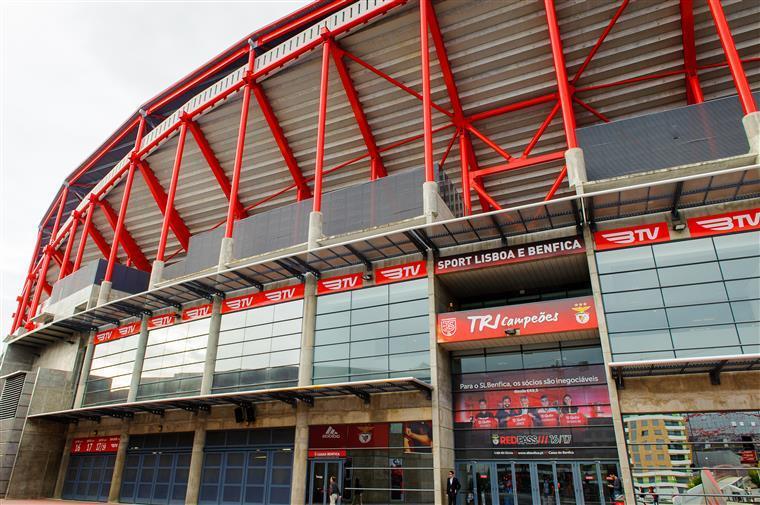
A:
[609,354,760,386]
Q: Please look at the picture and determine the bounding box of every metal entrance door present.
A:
[62,454,115,502]
[308,460,345,505]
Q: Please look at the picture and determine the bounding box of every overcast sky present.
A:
[0,1,310,338]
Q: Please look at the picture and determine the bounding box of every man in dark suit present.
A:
[446,470,461,505]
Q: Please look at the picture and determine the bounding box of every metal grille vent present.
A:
[0,373,25,419]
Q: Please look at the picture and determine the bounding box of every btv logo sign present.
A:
[182,304,212,321]
[318,273,363,294]
[322,426,341,439]
[264,287,296,302]
[375,261,427,285]
[594,223,670,250]
[224,295,254,312]
[688,208,760,237]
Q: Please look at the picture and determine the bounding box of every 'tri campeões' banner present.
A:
[437,296,598,344]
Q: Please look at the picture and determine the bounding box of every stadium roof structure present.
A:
[10,0,760,335]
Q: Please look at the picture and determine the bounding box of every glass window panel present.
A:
[244,324,273,341]
[349,338,388,359]
[272,318,302,336]
[731,300,760,323]
[609,329,673,354]
[350,356,389,375]
[737,322,760,344]
[242,338,271,356]
[313,360,349,379]
[314,327,350,346]
[721,257,760,280]
[725,278,760,301]
[314,343,349,362]
[270,333,301,352]
[246,306,275,326]
[350,321,389,341]
[485,352,522,372]
[670,324,740,348]
[454,354,486,374]
[274,300,303,320]
[606,309,669,332]
[316,292,351,314]
[661,283,728,306]
[241,353,269,371]
[389,316,428,336]
[215,357,242,373]
[658,262,722,287]
[389,299,428,319]
[389,351,430,372]
[561,346,604,366]
[220,311,247,331]
[389,278,428,303]
[596,247,656,274]
[316,311,350,330]
[187,319,211,337]
[599,269,660,293]
[666,303,734,327]
[216,342,244,360]
[653,238,716,267]
[350,285,389,309]
[389,334,429,354]
[218,328,245,346]
[612,350,675,361]
[675,346,742,358]
[603,289,663,312]
[713,231,760,259]
[522,347,562,369]
[351,305,388,325]
[269,350,299,367]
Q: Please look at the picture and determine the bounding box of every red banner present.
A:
[182,303,213,321]
[94,321,140,345]
[148,313,176,330]
[375,261,427,285]
[308,449,346,458]
[594,222,670,251]
[687,207,760,238]
[435,237,585,274]
[317,273,364,295]
[71,436,120,454]
[222,284,305,313]
[309,423,390,449]
[437,296,597,343]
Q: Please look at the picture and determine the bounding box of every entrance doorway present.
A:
[308,460,345,505]
[455,461,620,505]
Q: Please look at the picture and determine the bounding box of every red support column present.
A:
[12,229,43,332]
[157,121,188,261]
[73,200,95,272]
[98,200,149,271]
[706,0,756,114]
[420,0,435,182]
[679,0,704,104]
[312,30,332,213]
[544,0,578,148]
[137,160,190,251]
[224,48,256,238]
[57,211,81,280]
[458,130,473,216]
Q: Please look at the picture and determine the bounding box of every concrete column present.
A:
[199,296,223,395]
[97,280,112,306]
[422,181,439,224]
[289,404,310,505]
[307,211,323,250]
[298,274,318,387]
[743,111,760,155]
[218,237,234,268]
[426,257,455,505]
[107,422,131,503]
[184,416,208,505]
[565,147,587,190]
[583,227,636,505]
[149,260,165,289]
[73,332,96,408]
[53,425,75,499]
[128,314,151,402]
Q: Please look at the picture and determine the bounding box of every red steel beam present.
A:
[466,125,512,161]
[706,0,757,114]
[257,0,353,45]
[313,30,332,213]
[573,96,610,123]
[544,165,568,201]
[57,211,80,280]
[137,158,191,253]
[468,94,556,123]
[251,84,313,197]
[471,179,502,211]
[98,198,151,272]
[12,229,43,332]
[330,43,387,180]
[425,0,464,121]
[523,101,561,158]
[420,0,435,182]
[51,249,73,276]
[544,0,578,148]
[155,122,190,262]
[571,0,630,85]
[679,0,704,104]
[87,219,113,262]
[471,151,566,178]
[73,201,94,272]
[458,130,473,215]
[186,120,249,219]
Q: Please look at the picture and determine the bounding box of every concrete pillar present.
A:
[289,404,310,505]
[128,314,151,402]
[422,181,439,224]
[307,211,323,250]
[184,416,208,505]
[73,332,96,408]
[53,425,75,499]
[218,237,234,268]
[298,274,318,387]
[565,147,587,190]
[97,280,112,306]
[426,257,454,505]
[743,111,760,155]
[107,422,131,503]
[199,296,223,395]
[582,227,636,505]
[149,260,165,289]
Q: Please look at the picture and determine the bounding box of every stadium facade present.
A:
[1,0,759,504]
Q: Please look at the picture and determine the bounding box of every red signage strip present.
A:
[182,303,213,321]
[437,295,598,344]
[375,261,427,284]
[222,284,305,313]
[436,237,585,274]
[308,449,346,458]
[148,313,177,330]
[593,223,670,251]
[94,321,140,345]
[688,207,760,238]
[317,273,364,295]
[71,436,120,454]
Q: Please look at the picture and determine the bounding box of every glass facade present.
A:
[137,319,210,400]
[596,231,760,361]
[312,279,430,384]
[84,333,139,406]
[213,300,303,393]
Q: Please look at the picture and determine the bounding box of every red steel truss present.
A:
[10,0,759,333]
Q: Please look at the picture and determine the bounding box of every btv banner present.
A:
[437,296,597,343]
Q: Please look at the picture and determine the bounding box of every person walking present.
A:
[351,477,364,505]
[328,475,341,505]
[446,470,461,505]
